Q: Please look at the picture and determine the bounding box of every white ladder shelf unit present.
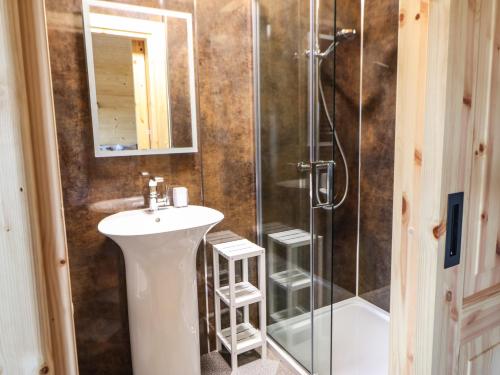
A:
[213,239,267,372]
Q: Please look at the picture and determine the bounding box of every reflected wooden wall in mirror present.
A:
[82,0,198,157]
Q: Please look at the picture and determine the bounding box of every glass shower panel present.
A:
[257,1,335,374]
[257,0,312,370]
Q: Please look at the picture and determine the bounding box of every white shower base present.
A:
[268,297,389,375]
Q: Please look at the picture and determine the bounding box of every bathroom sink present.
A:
[98,205,223,375]
[98,205,224,237]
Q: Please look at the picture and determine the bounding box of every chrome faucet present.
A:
[142,172,171,211]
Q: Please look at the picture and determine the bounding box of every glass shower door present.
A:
[255,1,335,374]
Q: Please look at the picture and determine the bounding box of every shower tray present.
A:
[268,297,389,375]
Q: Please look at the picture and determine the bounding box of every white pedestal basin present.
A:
[98,205,224,375]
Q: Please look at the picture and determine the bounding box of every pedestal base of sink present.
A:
[98,207,224,375]
[123,231,205,374]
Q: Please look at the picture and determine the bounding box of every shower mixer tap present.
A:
[295,160,336,173]
[296,161,312,173]
[293,160,336,208]
[311,160,335,208]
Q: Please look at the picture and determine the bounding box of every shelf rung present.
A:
[217,322,263,355]
[216,281,262,307]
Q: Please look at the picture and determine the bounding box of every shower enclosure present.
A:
[253,1,393,374]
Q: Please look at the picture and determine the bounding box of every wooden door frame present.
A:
[12,1,78,373]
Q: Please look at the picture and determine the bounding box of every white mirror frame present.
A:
[82,0,198,157]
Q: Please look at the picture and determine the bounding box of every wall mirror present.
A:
[82,0,198,157]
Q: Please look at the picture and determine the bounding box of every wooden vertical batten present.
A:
[390,0,429,372]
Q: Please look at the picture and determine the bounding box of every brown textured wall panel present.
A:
[331,0,361,296]
[358,0,398,311]
[196,0,256,242]
[196,0,257,351]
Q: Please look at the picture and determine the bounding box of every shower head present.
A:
[317,28,357,59]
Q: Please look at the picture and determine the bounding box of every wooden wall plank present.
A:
[390,0,430,372]
[93,33,138,147]
[147,22,170,149]
[132,40,151,150]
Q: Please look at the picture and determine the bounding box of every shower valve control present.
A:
[311,160,335,209]
[296,160,336,173]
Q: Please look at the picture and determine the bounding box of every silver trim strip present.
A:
[356,0,366,297]
[252,0,263,246]
[308,1,318,373]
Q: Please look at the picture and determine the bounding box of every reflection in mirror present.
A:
[82,0,197,157]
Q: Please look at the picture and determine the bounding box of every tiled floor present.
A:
[201,348,296,375]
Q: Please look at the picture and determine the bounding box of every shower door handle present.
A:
[311,160,335,208]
